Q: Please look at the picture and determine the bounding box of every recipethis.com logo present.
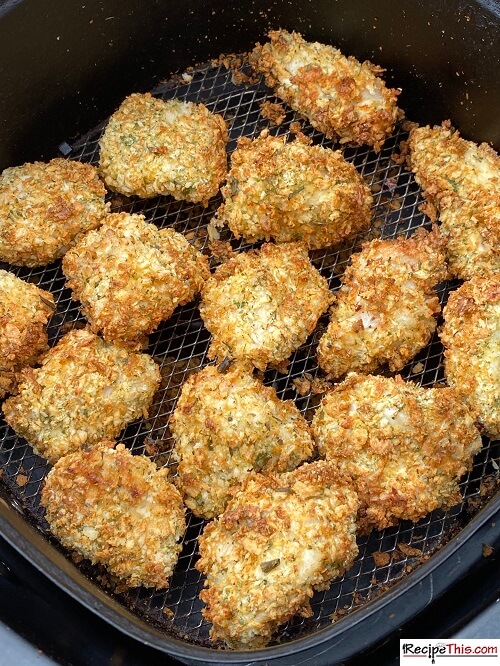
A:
[400,639,499,665]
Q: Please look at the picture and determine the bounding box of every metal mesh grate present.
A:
[0,58,498,649]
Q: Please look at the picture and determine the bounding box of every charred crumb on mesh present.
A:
[0,158,109,267]
[170,361,314,518]
[41,442,186,589]
[200,242,333,370]
[312,373,482,533]
[214,132,373,249]
[196,461,358,648]
[0,270,55,398]
[317,227,448,378]
[2,328,160,464]
[62,212,210,348]
[99,93,228,203]
[441,275,500,440]
[250,30,401,151]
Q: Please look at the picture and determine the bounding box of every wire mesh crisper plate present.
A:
[0,58,498,649]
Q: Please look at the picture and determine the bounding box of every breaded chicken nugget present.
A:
[215,132,373,249]
[99,93,228,203]
[62,212,210,348]
[441,275,500,439]
[250,30,401,151]
[42,442,186,589]
[312,373,482,533]
[317,227,448,378]
[200,242,333,370]
[170,361,314,519]
[197,460,358,648]
[0,158,109,267]
[0,270,55,398]
[408,122,500,279]
[3,329,160,463]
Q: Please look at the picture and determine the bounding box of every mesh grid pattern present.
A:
[0,59,498,649]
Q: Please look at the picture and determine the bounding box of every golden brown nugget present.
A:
[250,30,401,151]
[196,461,358,648]
[62,212,210,348]
[0,269,55,398]
[42,443,186,589]
[199,242,333,370]
[408,122,500,279]
[0,158,109,267]
[317,227,448,378]
[215,132,373,249]
[170,361,314,519]
[3,329,160,464]
[312,373,482,533]
[441,275,500,439]
[99,93,228,203]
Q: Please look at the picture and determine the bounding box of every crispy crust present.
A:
[199,242,333,370]
[317,227,448,378]
[312,373,482,533]
[170,361,314,518]
[98,93,228,203]
[408,122,500,279]
[0,159,109,267]
[2,329,160,464]
[42,443,185,589]
[250,30,401,151]
[196,460,358,648]
[441,275,500,439]
[215,132,373,249]
[0,270,55,398]
[62,212,210,348]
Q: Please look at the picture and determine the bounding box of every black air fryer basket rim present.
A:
[1,487,498,664]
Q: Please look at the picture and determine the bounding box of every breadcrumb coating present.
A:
[197,460,358,648]
[199,242,333,370]
[215,132,373,249]
[441,275,500,439]
[42,442,185,589]
[62,212,210,348]
[3,329,160,464]
[99,93,228,203]
[0,270,55,398]
[250,30,401,151]
[312,373,482,533]
[317,227,448,378]
[408,122,500,279]
[0,159,109,267]
[170,361,314,519]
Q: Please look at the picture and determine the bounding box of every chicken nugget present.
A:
[62,212,210,348]
[3,329,160,463]
[42,442,185,589]
[196,460,358,648]
[408,122,500,279]
[215,132,372,249]
[0,159,109,267]
[99,93,228,203]
[199,242,333,370]
[170,361,314,519]
[0,269,55,398]
[317,227,448,378]
[250,30,401,151]
[312,373,482,533]
[441,275,500,439]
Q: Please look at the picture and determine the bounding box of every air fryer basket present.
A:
[0,1,499,664]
